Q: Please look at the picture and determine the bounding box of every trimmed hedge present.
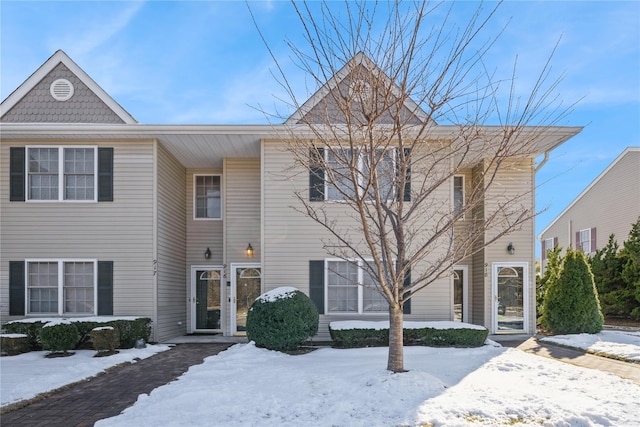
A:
[247,287,319,351]
[40,323,79,354]
[90,327,120,353]
[329,324,488,348]
[1,334,31,356]
[2,321,48,351]
[3,317,152,351]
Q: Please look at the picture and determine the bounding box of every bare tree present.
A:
[251,0,575,372]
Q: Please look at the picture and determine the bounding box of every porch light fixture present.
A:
[507,243,515,255]
[246,243,254,257]
[204,247,211,259]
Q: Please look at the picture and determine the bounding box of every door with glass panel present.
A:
[453,266,468,322]
[193,269,223,332]
[230,264,261,335]
[493,263,528,333]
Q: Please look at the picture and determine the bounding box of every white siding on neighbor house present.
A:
[0,139,156,323]
[224,158,261,265]
[155,143,187,342]
[261,139,451,341]
[540,148,640,261]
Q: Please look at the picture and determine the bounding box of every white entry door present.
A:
[191,267,224,333]
[230,264,262,335]
[492,263,528,333]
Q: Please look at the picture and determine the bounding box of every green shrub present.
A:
[107,318,152,348]
[1,334,31,355]
[247,287,319,351]
[329,323,488,348]
[542,248,604,335]
[90,327,120,353]
[40,322,79,354]
[2,321,47,350]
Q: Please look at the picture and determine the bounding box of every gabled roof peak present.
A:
[0,50,137,124]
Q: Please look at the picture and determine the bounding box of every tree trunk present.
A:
[387,303,405,372]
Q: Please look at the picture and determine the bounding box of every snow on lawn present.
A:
[541,330,640,361]
[0,345,170,408]
[95,338,640,427]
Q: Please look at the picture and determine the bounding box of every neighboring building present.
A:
[1,50,581,341]
[539,147,640,271]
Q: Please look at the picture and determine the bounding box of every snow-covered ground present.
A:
[1,344,170,408]
[2,330,639,426]
[540,329,640,361]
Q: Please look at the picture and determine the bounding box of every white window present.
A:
[27,260,96,315]
[326,260,389,313]
[579,229,592,253]
[194,175,221,219]
[453,175,464,217]
[325,148,395,201]
[27,146,97,201]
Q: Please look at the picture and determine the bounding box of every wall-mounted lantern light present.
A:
[246,243,254,257]
[204,247,211,259]
[507,243,515,255]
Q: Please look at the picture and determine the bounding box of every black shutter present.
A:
[9,261,25,315]
[98,148,114,202]
[396,148,411,202]
[10,147,26,202]
[97,261,114,315]
[591,228,597,252]
[309,148,325,201]
[309,260,325,314]
[403,267,411,314]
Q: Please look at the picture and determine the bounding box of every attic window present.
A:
[50,79,74,101]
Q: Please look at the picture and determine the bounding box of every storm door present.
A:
[192,269,223,332]
[230,264,261,335]
[492,263,528,333]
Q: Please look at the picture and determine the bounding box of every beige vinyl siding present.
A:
[224,158,261,264]
[481,157,536,333]
[262,139,451,340]
[541,149,640,257]
[0,139,155,323]
[186,170,224,266]
[155,143,187,342]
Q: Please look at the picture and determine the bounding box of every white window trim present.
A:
[579,228,592,253]
[323,148,397,203]
[25,145,98,203]
[453,175,465,219]
[24,259,98,316]
[193,174,223,220]
[324,258,389,314]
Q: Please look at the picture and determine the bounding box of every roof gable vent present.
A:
[50,78,74,101]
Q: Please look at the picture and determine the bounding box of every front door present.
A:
[191,268,223,332]
[230,264,261,335]
[492,263,528,333]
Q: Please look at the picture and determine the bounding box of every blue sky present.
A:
[1,1,639,254]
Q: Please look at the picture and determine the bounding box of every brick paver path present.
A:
[2,343,232,427]
[502,337,640,384]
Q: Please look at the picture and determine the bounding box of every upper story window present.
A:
[194,175,221,219]
[318,148,397,202]
[326,259,389,314]
[27,146,97,201]
[578,228,596,253]
[453,175,464,217]
[27,260,96,315]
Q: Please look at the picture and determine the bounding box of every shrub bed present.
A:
[90,327,120,355]
[40,322,79,355]
[247,287,319,351]
[2,321,48,350]
[1,334,31,355]
[329,321,488,348]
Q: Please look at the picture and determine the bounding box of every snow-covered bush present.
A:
[40,322,79,355]
[246,287,318,351]
[90,326,120,355]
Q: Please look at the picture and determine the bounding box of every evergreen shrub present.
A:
[40,322,79,355]
[1,334,31,355]
[2,321,47,350]
[542,248,604,334]
[246,287,319,351]
[90,327,120,354]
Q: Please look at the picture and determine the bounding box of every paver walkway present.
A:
[501,337,640,385]
[1,343,232,427]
